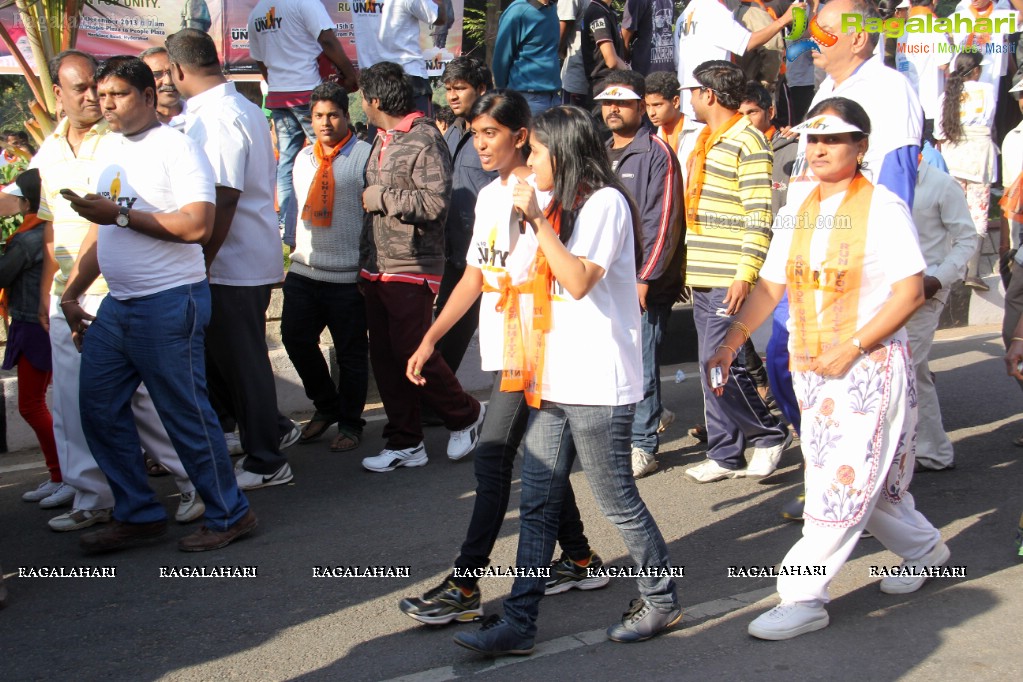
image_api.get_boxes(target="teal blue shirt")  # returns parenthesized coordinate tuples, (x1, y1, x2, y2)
(491, 0, 561, 92)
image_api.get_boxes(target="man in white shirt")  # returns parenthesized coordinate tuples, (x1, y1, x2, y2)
(34, 50, 202, 532)
(139, 47, 186, 129)
(674, 0, 800, 117)
(351, 0, 447, 113)
(908, 161, 980, 472)
(248, 0, 357, 250)
(896, 0, 953, 142)
(60, 56, 254, 554)
(558, 0, 592, 107)
(167, 28, 298, 491)
(949, 0, 1021, 115)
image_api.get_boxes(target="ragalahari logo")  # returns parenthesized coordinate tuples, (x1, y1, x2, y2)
(785, 6, 838, 61)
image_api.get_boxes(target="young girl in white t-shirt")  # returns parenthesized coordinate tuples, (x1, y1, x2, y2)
(936, 50, 996, 290)
(452, 106, 680, 656)
(402, 91, 604, 626)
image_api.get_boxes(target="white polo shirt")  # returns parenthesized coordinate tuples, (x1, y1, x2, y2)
(674, 0, 750, 118)
(94, 125, 216, 299)
(184, 81, 283, 287)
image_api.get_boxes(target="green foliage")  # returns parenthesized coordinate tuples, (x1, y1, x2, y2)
(0, 75, 32, 136)
(463, 7, 488, 46)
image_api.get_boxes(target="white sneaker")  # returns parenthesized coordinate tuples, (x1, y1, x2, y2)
(224, 432, 243, 455)
(38, 482, 77, 509)
(48, 508, 112, 532)
(657, 408, 676, 434)
(447, 403, 486, 460)
(746, 431, 794, 477)
(684, 459, 744, 483)
(631, 447, 657, 478)
(175, 491, 206, 523)
(362, 443, 428, 472)
(22, 480, 62, 502)
(279, 422, 302, 450)
(879, 541, 951, 594)
(236, 462, 294, 490)
(748, 602, 829, 640)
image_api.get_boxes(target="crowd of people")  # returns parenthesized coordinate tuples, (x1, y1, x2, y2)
(0, 0, 1020, 652)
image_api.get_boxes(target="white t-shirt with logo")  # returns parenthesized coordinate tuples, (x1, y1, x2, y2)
(675, 0, 751, 118)
(540, 187, 642, 406)
(247, 0, 335, 92)
(351, 0, 437, 77)
(95, 125, 216, 300)
(466, 175, 548, 371)
(949, 2, 1019, 102)
(935, 80, 997, 134)
(184, 82, 283, 286)
(760, 185, 925, 341)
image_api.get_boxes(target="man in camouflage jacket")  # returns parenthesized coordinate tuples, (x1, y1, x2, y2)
(358, 62, 484, 472)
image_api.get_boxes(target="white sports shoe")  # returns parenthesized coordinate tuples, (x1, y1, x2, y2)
(362, 443, 428, 472)
(684, 459, 744, 483)
(879, 541, 951, 594)
(224, 432, 244, 455)
(22, 480, 62, 503)
(447, 404, 487, 460)
(38, 482, 76, 509)
(175, 491, 206, 523)
(748, 602, 830, 640)
(746, 431, 794, 477)
(631, 447, 657, 478)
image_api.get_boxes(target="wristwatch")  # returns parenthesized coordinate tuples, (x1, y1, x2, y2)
(851, 337, 867, 355)
(115, 205, 130, 228)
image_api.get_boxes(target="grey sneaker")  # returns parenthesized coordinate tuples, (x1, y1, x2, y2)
(606, 598, 683, 642)
(22, 480, 61, 502)
(48, 508, 112, 532)
(453, 615, 534, 656)
(39, 482, 76, 509)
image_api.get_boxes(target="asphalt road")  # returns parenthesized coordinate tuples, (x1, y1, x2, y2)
(2, 325, 1021, 681)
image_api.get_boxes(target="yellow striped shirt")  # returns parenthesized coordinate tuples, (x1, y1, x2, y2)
(34, 118, 114, 296)
(685, 117, 773, 288)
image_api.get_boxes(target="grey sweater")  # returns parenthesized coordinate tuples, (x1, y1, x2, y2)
(290, 134, 371, 283)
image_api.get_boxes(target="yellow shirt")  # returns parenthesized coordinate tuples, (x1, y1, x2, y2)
(34, 118, 115, 296)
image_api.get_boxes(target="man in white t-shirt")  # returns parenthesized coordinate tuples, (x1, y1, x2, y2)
(674, 0, 800, 117)
(167, 29, 298, 492)
(351, 0, 447, 113)
(896, 0, 953, 142)
(787, 0, 923, 211)
(248, 0, 357, 250)
(558, 0, 592, 107)
(60, 57, 255, 554)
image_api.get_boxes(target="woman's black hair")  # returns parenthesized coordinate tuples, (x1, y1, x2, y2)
(467, 89, 532, 159)
(15, 168, 40, 214)
(941, 51, 983, 145)
(530, 105, 641, 262)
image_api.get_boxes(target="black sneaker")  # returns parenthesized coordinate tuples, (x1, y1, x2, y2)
(606, 598, 683, 643)
(453, 615, 535, 656)
(544, 551, 611, 595)
(781, 494, 805, 522)
(399, 578, 483, 625)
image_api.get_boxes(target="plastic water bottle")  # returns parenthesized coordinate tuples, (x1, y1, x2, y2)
(675, 370, 686, 383)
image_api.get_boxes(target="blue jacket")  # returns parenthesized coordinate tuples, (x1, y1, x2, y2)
(608, 127, 686, 305)
(491, 0, 562, 92)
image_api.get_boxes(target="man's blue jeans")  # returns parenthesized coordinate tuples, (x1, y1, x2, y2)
(271, 104, 315, 249)
(632, 303, 671, 455)
(503, 402, 678, 637)
(79, 281, 249, 529)
(523, 91, 560, 117)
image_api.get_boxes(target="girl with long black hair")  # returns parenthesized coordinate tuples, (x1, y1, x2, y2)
(453, 106, 681, 656)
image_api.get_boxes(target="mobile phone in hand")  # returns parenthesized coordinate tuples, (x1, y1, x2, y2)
(59, 188, 81, 199)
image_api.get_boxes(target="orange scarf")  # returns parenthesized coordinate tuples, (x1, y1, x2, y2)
(785, 174, 873, 371)
(686, 112, 743, 234)
(966, 2, 994, 48)
(764, 125, 777, 142)
(301, 130, 352, 227)
(487, 202, 564, 408)
(0, 213, 43, 321)
(908, 6, 935, 18)
(660, 115, 685, 154)
(1001, 170, 1023, 223)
